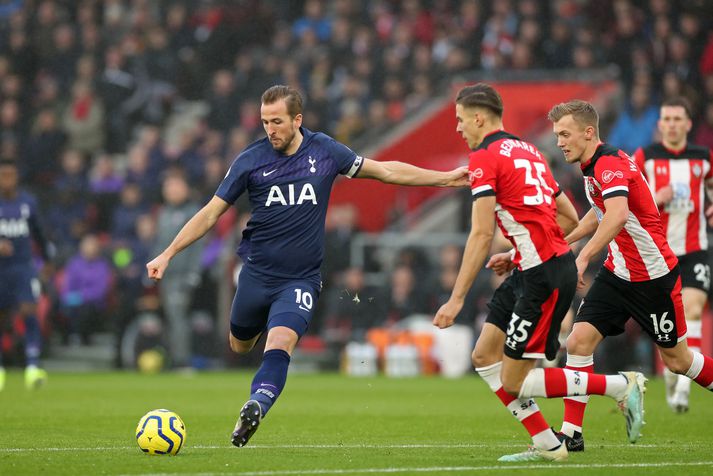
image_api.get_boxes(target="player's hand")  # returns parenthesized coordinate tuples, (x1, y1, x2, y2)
(486, 251, 516, 276)
(443, 166, 470, 187)
(146, 254, 170, 281)
(0, 239, 14, 256)
(574, 254, 589, 290)
(655, 185, 673, 206)
(433, 298, 463, 329)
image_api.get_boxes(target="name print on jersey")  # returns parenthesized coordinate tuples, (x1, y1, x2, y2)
(0, 217, 30, 237)
(265, 183, 318, 207)
(499, 139, 542, 159)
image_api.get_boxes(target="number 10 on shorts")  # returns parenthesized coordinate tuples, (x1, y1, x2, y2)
(294, 288, 313, 312)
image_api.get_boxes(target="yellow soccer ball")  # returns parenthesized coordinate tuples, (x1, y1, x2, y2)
(135, 409, 186, 455)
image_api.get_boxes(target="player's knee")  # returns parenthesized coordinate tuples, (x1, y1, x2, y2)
(471, 348, 493, 368)
(264, 326, 299, 353)
(228, 335, 253, 354)
(684, 304, 703, 321)
(565, 333, 591, 355)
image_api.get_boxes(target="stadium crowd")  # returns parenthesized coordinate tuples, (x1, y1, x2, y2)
(1, 0, 712, 369)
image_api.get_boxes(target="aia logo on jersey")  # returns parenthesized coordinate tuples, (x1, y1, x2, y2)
(469, 168, 483, 183)
(601, 170, 624, 184)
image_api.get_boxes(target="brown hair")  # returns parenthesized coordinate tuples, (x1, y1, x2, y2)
(455, 83, 503, 118)
(661, 96, 692, 119)
(261, 85, 303, 118)
(547, 100, 599, 134)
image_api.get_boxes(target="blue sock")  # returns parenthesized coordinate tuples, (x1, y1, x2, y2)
(249, 349, 291, 417)
(24, 314, 41, 367)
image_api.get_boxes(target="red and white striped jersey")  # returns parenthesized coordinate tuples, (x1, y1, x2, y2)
(583, 143, 678, 282)
(469, 130, 569, 270)
(633, 143, 713, 256)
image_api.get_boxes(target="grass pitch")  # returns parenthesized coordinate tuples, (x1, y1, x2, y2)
(0, 370, 711, 475)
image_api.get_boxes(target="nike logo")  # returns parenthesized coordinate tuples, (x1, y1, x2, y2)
(263, 169, 278, 176)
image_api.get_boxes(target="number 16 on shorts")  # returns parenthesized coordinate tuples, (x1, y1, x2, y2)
(650, 312, 674, 344)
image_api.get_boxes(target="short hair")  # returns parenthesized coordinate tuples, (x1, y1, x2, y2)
(455, 83, 503, 118)
(547, 100, 599, 134)
(261, 85, 303, 118)
(661, 96, 692, 119)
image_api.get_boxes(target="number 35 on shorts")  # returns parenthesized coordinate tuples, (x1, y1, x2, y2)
(505, 313, 532, 350)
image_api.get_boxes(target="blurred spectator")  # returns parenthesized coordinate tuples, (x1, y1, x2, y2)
(386, 264, 430, 324)
(60, 233, 113, 345)
(89, 154, 124, 233)
(61, 80, 105, 155)
(111, 183, 149, 242)
(323, 203, 359, 285)
(293, 0, 332, 42)
(322, 266, 386, 345)
(206, 69, 240, 134)
(695, 101, 713, 149)
(608, 84, 658, 153)
(23, 108, 66, 191)
(151, 171, 204, 368)
(97, 46, 141, 154)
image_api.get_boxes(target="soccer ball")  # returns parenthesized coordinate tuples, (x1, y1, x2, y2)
(135, 409, 186, 455)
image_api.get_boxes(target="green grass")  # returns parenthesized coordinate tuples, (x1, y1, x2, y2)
(0, 371, 711, 475)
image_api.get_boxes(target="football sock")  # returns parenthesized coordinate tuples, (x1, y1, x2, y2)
(249, 349, 291, 416)
(685, 351, 713, 390)
(519, 368, 627, 399)
(561, 354, 593, 437)
(24, 314, 41, 367)
(476, 362, 560, 450)
(676, 320, 702, 394)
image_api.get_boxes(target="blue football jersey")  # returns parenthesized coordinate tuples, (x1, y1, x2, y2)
(216, 128, 363, 279)
(0, 190, 50, 267)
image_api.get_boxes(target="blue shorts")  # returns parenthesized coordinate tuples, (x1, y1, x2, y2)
(0, 263, 40, 310)
(229, 266, 322, 341)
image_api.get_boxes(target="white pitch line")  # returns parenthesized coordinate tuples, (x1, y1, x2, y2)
(121, 461, 713, 476)
(0, 443, 706, 453)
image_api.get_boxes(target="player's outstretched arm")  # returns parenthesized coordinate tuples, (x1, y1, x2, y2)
(147, 195, 231, 281)
(433, 196, 496, 329)
(555, 191, 579, 236)
(564, 208, 598, 245)
(574, 196, 629, 288)
(356, 158, 469, 187)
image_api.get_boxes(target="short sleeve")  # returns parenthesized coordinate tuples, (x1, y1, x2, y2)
(706, 150, 713, 180)
(540, 160, 561, 197)
(215, 153, 251, 204)
(325, 137, 363, 178)
(469, 149, 497, 200)
(595, 154, 631, 199)
(632, 148, 645, 176)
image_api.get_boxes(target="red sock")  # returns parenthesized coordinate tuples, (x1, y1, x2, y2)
(494, 387, 549, 436)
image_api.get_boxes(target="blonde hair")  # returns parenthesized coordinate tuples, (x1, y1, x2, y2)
(547, 100, 599, 135)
